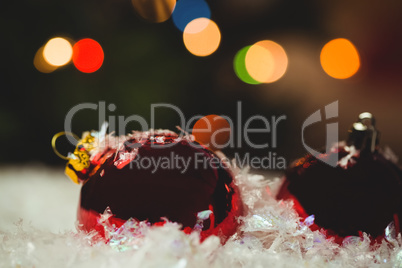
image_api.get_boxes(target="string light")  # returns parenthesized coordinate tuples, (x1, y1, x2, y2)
(233, 46, 260, 85)
(183, 18, 221, 57)
(72, 38, 104, 73)
(43, 37, 73, 67)
(131, 0, 176, 23)
(234, 40, 288, 84)
(34, 46, 58, 73)
(320, 38, 360, 79)
(172, 0, 211, 32)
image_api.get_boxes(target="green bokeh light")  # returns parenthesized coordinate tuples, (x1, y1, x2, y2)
(233, 46, 260, 85)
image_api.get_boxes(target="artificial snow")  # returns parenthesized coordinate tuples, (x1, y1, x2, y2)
(0, 165, 401, 267)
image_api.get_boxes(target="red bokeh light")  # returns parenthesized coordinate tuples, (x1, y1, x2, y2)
(72, 38, 104, 73)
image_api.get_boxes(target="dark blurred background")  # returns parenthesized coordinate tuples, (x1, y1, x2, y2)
(1, 0, 402, 170)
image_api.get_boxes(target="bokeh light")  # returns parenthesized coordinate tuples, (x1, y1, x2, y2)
(245, 43, 274, 83)
(233, 46, 260, 85)
(192, 114, 231, 151)
(43, 37, 73, 67)
(131, 0, 176, 23)
(172, 0, 211, 32)
(183, 18, 221, 57)
(72, 38, 104, 73)
(320, 38, 360, 79)
(34, 46, 58, 73)
(255, 40, 288, 83)
(244, 40, 288, 83)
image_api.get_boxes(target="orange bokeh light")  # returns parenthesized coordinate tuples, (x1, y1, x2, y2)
(320, 38, 360, 79)
(245, 44, 274, 83)
(183, 18, 221, 57)
(245, 40, 288, 83)
(192, 114, 231, 151)
(257, 40, 288, 83)
(34, 46, 58, 73)
(72, 38, 104, 73)
(131, 0, 176, 23)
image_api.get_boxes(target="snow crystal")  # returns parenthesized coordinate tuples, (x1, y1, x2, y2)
(0, 166, 401, 267)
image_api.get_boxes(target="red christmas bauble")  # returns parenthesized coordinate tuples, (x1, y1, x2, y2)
(277, 113, 402, 241)
(68, 130, 242, 242)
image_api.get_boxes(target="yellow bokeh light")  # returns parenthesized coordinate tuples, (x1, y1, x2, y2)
(245, 40, 288, 83)
(43, 37, 73, 67)
(245, 43, 274, 83)
(183, 18, 221, 57)
(320, 38, 360, 79)
(34, 46, 58, 73)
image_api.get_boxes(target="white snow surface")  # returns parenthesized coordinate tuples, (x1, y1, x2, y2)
(0, 165, 402, 268)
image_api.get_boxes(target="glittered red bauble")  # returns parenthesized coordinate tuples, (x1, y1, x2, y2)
(277, 114, 402, 241)
(73, 131, 243, 242)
